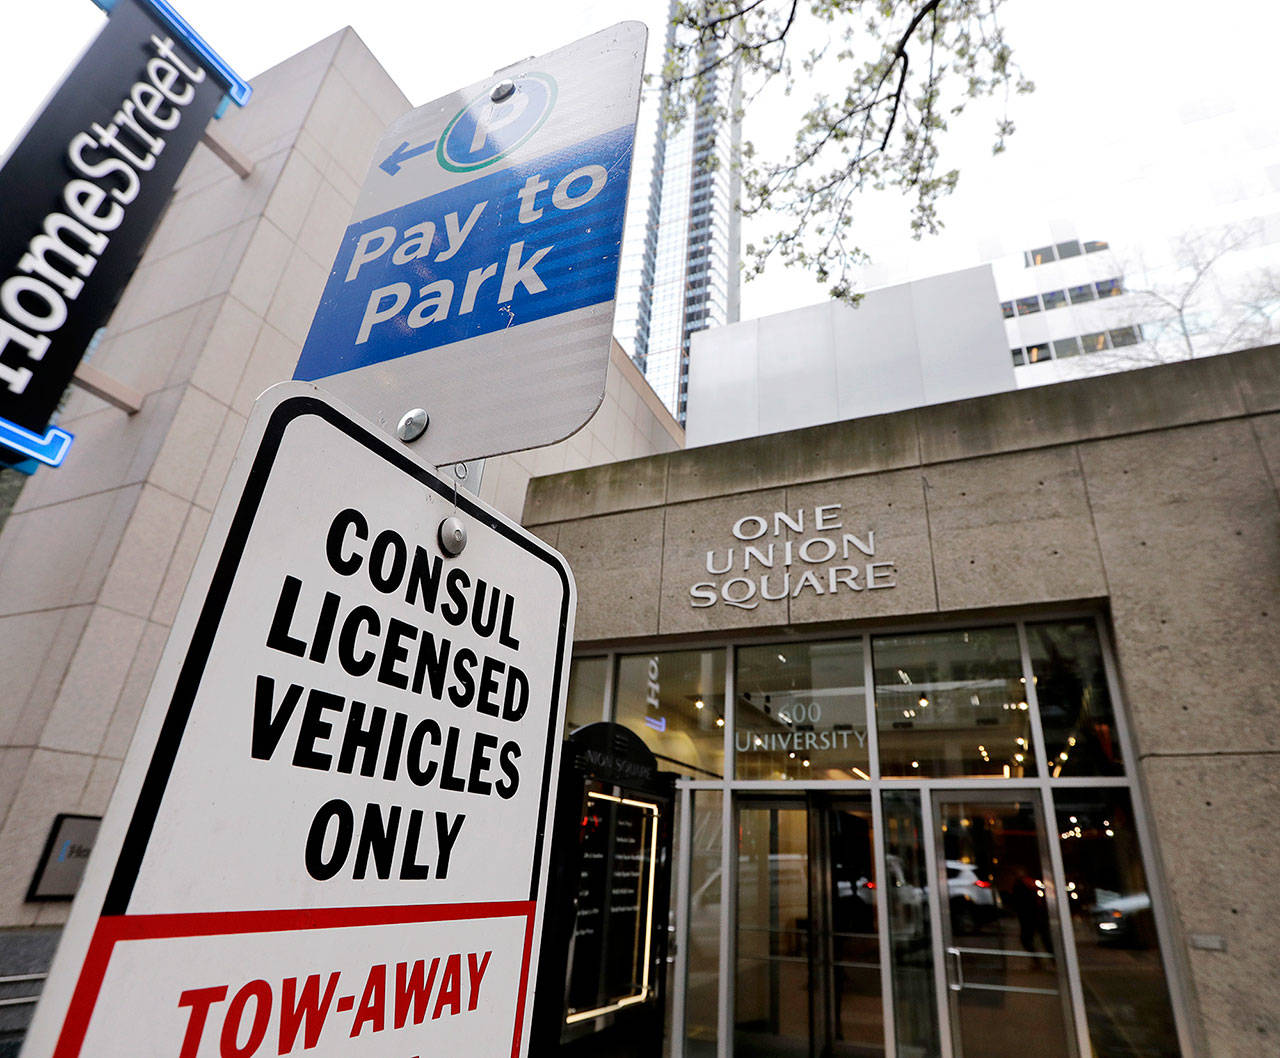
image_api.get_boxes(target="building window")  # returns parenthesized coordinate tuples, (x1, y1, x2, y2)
(1011, 348, 1026, 366)
(1095, 278, 1125, 298)
(1016, 296, 1042, 316)
(735, 639, 870, 780)
(1083, 239, 1110, 254)
(1109, 326, 1142, 347)
(1055, 240, 1082, 259)
(1001, 301, 1015, 319)
(1042, 289, 1068, 311)
(873, 626, 1033, 779)
(1081, 331, 1112, 352)
(1068, 284, 1096, 305)
(1025, 343, 1051, 363)
(1054, 337, 1082, 358)
(615, 649, 726, 779)
(1026, 245, 1056, 266)
(565, 657, 609, 736)
(1027, 619, 1125, 776)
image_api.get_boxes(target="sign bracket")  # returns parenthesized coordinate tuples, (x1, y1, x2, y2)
(69, 364, 144, 415)
(200, 126, 254, 180)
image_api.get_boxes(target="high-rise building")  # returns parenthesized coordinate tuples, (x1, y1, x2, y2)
(613, 4, 741, 425)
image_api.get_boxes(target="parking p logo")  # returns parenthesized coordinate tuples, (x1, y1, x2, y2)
(438, 73, 557, 173)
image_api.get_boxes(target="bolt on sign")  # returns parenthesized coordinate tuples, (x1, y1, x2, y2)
(0, 0, 248, 467)
(22, 383, 576, 1058)
(292, 23, 646, 466)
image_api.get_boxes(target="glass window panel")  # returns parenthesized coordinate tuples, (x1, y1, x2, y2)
(882, 791, 939, 1056)
(1055, 790, 1181, 1058)
(1028, 620, 1125, 776)
(1083, 239, 1110, 253)
(735, 803, 810, 1057)
(1026, 342, 1051, 363)
(1016, 295, 1042, 315)
(735, 639, 869, 781)
(826, 799, 883, 1055)
(1068, 283, 1097, 304)
(685, 790, 722, 1058)
(1011, 348, 1026, 366)
(1054, 337, 1083, 358)
(1095, 277, 1125, 298)
(1030, 246, 1056, 265)
(872, 627, 1036, 779)
(615, 649, 725, 779)
(565, 656, 608, 737)
(1109, 326, 1141, 347)
(1001, 300, 1015, 319)
(1055, 239, 1083, 259)
(1042, 289, 1068, 310)
(1081, 331, 1112, 352)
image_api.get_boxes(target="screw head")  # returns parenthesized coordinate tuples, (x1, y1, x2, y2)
(439, 516, 467, 557)
(397, 408, 429, 442)
(491, 79, 516, 103)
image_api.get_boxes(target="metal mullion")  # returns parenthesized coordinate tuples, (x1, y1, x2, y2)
(672, 784, 693, 1058)
(724, 644, 735, 783)
(1094, 616, 1202, 1058)
(717, 783, 734, 1058)
(1039, 783, 1090, 1058)
(602, 651, 617, 723)
(870, 773, 895, 1058)
(1017, 622, 1052, 783)
(865, 634, 896, 1058)
(1018, 623, 1089, 1057)
(919, 787, 955, 1058)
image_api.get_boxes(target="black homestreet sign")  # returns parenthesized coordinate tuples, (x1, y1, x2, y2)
(0, 0, 227, 461)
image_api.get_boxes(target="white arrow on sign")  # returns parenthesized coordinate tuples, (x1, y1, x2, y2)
(294, 22, 647, 465)
(24, 382, 576, 1058)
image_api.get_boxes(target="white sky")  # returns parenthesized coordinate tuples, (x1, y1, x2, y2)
(4, 0, 1279, 319)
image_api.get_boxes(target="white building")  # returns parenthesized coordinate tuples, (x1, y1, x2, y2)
(613, 0, 741, 426)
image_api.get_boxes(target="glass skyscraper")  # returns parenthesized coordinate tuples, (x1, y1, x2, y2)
(614, 7, 741, 425)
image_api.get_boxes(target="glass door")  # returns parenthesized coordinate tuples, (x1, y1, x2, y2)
(734, 797, 883, 1058)
(931, 793, 1078, 1058)
(735, 800, 811, 1058)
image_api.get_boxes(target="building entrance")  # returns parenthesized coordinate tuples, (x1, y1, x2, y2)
(571, 616, 1190, 1058)
(734, 795, 882, 1058)
(733, 792, 1080, 1058)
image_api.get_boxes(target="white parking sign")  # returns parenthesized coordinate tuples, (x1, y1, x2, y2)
(24, 384, 575, 1058)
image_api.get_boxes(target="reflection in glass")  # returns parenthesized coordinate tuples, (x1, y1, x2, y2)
(566, 656, 608, 736)
(616, 649, 725, 779)
(937, 797, 1072, 1058)
(1028, 620, 1125, 777)
(882, 792, 939, 1058)
(736, 640, 870, 781)
(873, 627, 1036, 779)
(735, 803, 810, 1058)
(824, 801, 882, 1056)
(1055, 790, 1181, 1057)
(685, 791, 721, 1058)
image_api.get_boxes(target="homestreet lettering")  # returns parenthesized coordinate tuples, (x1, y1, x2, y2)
(251, 507, 527, 883)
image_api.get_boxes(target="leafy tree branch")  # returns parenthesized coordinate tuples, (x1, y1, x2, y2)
(661, 0, 1032, 299)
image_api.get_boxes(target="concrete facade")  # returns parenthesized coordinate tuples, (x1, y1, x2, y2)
(0, 27, 680, 1028)
(525, 346, 1280, 1057)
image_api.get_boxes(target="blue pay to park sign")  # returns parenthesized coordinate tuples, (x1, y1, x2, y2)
(294, 23, 646, 465)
